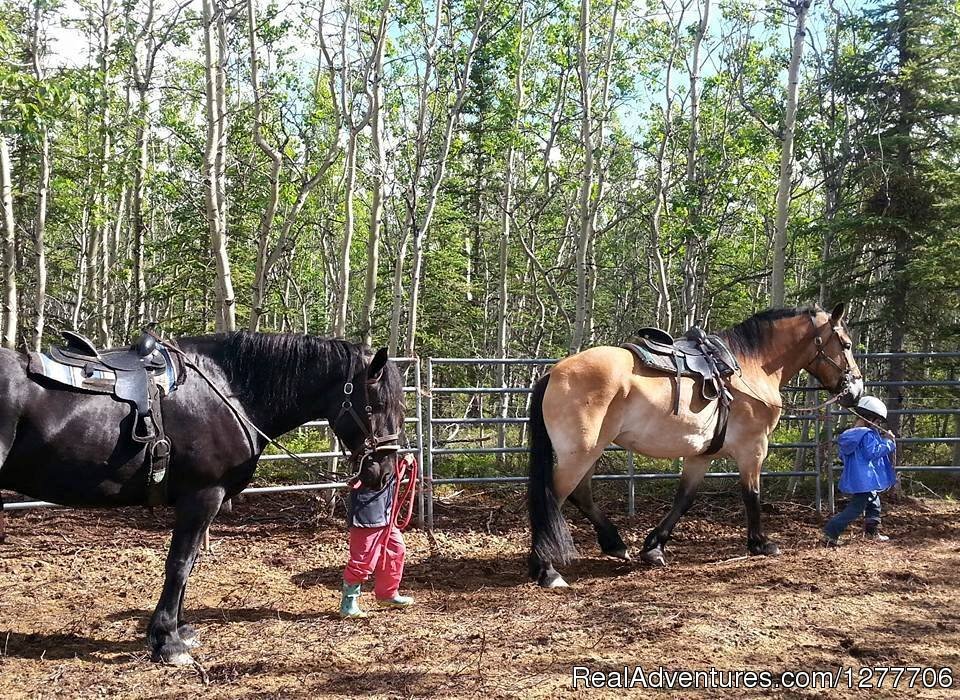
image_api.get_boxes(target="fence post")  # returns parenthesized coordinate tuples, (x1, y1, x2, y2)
(426, 358, 435, 531)
(412, 357, 426, 528)
(814, 407, 822, 514)
(824, 408, 835, 514)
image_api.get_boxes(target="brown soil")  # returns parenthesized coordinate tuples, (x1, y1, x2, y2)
(0, 488, 958, 699)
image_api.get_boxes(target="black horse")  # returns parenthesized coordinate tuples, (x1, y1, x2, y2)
(0, 332, 404, 664)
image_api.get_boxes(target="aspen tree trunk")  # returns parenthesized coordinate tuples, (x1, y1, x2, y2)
(771, 0, 812, 307)
(248, 1, 345, 332)
(360, 47, 386, 346)
(32, 129, 48, 350)
(403, 0, 486, 353)
(334, 130, 358, 337)
(682, 0, 709, 328)
(584, 0, 619, 346)
(496, 4, 527, 456)
(90, 0, 113, 344)
(131, 86, 149, 327)
(0, 137, 16, 350)
(247, 0, 282, 332)
(570, 0, 592, 354)
(647, 2, 689, 332)
(203, 0, 235, 332)
(30, 4, 49, 350)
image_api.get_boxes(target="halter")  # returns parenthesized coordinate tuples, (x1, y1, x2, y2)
(333, 351, 401, 477)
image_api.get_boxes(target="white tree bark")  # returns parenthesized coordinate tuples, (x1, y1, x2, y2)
(682, 0, 710, 328)
(30, 2, 49, 350)
(359, 8, 388, 346)
(771, 0, 812, 308)
(203, 0, 235, 332)
(570, 0, 592, 354)
(400, 0, 486, 354)
(0, 136, 16, 350)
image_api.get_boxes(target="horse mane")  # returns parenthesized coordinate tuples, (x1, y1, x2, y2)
(719, 306, 820, 358)
(216, 331, 366, 408)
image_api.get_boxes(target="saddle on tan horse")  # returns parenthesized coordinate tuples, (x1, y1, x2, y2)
(622, 324, 740, 455)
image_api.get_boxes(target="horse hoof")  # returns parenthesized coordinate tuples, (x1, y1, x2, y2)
(641, 547, 667, 567)
(604, 548, 631, 561)
(179, 625, 200, 649)
(748, 541, 781, 557)
(157, 647, 194, 666)
(154, 641, 195, 666)
(539, 571, 569, 588)
(165, 651, 195, 666)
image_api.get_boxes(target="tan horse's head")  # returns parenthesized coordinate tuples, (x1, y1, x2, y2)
(802, 303, 863, 406)
(722, 303, 864, 406)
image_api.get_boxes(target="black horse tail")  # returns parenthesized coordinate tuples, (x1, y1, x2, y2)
(527, 373, 575, 578)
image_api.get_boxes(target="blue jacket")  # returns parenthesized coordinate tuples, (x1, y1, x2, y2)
(837, 427, 897, 494)
(347, 473, 395, 528)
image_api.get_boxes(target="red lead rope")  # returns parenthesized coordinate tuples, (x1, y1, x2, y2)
(391, 454, 418, 531)
(350, 454, 418, 531)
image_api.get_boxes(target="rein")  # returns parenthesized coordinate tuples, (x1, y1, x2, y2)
(730, 314, 856, 414)
(152, 333, 388, 484)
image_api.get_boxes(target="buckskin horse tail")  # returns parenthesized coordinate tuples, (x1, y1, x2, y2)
(527, 373, 575, 577)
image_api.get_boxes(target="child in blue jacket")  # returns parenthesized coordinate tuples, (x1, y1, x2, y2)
(823, 395, 897, 547)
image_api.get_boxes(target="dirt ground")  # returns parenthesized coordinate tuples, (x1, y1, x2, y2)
(0, 486, 958, 699)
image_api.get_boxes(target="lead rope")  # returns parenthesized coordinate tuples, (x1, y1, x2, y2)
(731, 372, 846, 414)
(153, 335, 358, 484)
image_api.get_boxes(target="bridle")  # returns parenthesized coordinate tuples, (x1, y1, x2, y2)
(152, 331, 400, 484)
(804, 313, 853, 379)
(332, 351, 402, 478)
(734, 313, 861, 413)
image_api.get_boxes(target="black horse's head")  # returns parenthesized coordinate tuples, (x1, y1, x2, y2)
(331, 347, 405, 489)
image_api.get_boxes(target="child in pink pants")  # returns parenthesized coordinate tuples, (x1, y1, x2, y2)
(340, 463, 414, 617)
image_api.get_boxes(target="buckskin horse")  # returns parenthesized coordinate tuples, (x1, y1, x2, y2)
(528, 304, 863, 588)
(0, 331, 404, 664)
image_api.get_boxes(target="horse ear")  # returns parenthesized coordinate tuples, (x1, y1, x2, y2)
(830, 302, 846, 324)
(367, 347, 389, 382)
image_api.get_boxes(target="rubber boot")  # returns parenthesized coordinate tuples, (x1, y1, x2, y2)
(376, 593, 415, 609)
(340, 580, 368, 618)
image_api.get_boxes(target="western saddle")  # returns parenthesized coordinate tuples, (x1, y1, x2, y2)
(38, 330, 175, 504)
(622, 324, 740, 455)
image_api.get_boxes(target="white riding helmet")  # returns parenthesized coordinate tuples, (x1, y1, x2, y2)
(853, 395, 887, 421)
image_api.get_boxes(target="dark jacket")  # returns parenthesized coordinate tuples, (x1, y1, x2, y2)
(347, 474, 395, 528)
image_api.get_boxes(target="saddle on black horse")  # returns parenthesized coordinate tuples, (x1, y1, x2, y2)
(27, 330, 181, 504)
(622, 324, 740, 455)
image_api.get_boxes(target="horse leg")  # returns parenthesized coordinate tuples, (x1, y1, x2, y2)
(640, 457, 711, 566)
(176, 567, 200, 649)
(567, 469, 628, 560)
(740, 457, 779, 556)
(0, 494, 5, 544)
(148, 486, 224, 664)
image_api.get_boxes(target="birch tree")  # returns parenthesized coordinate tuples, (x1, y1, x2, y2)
(203, 0, 235, 332)
(0, 135, 14, 350)
(771, 0, 812, 307)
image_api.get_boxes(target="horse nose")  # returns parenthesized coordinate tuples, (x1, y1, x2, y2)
(847, 376, 864, 401)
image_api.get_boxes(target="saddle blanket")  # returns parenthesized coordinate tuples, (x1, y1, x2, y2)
(27, 346, 179, 397)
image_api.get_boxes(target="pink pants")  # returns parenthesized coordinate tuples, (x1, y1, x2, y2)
(343, 525, 406, 599)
